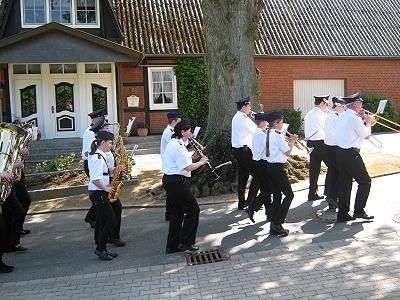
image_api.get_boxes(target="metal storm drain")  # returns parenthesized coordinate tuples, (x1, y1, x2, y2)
(392, 213, 400, 224)
(186, 248, 229, 266)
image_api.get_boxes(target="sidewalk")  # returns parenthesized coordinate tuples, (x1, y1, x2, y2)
(2, 232, 400, 299)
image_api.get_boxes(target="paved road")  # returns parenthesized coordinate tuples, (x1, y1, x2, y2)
(1, 172, 400, 298)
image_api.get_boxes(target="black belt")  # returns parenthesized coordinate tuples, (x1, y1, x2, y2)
(339, 147, 360, 153)
(233, 145, 249, 151)
(88, 190, 108, 195)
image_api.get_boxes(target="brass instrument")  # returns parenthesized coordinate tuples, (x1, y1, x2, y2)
(284, 130, 311, 154)
(0, 123, 26, 205)
(109, 124, 125, 202)
(362, 108, 400, 133)
(16, 124, 41, 176)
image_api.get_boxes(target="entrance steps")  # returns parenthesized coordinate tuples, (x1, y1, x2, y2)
(26, 135, 161, 165)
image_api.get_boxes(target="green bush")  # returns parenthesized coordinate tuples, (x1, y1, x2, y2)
(282, 109, 303, 135)
(35, 153, 77, 173)
(174, 58, 209, 137)
(362, 95, 398, 132)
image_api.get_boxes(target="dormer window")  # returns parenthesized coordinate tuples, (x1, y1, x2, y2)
(21, 0, 99, 28)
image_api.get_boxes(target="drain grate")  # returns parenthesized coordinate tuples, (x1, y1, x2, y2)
(186, 248, 229, 266)
(393, 213, 400, 224)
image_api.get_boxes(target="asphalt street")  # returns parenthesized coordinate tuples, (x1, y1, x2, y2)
(2, 172, 400, 284)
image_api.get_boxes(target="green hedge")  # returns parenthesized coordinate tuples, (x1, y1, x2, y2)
(362, 95, 398, 132)
(174, 58, 209, 137)
(282, 108, 303, 135)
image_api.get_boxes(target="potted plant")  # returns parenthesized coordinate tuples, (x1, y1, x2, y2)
(136, 121, 149, 137)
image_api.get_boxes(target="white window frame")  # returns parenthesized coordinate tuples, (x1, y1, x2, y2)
(21, 0, 100, 28)
(148, 67, 178, 110)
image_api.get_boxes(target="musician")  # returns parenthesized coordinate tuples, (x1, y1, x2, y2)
(231, 96, 258, 210)
(2, 161, 27, 252)
(82, 108, 106, 176)
(162, 119, 208, 253)
(245, 113, 273, 223)
(160, 111, 182, 221)
(304, 95, 334, 202)
(336, 92, 374, 222)
(323, 97, 346, 209)
(84, 115, 109, 228)
(0, 171, 14, 272)
(265, 112, 296, 236)
(88, 130, 119, 260)
(89, 118, 126, 247)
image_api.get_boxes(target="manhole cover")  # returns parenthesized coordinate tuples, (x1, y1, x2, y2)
(186, 248, 229, 266)
(392, 213, 400, 224)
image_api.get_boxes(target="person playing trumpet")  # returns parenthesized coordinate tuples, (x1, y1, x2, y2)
(336, 92, 375, 222)
(323, 97, 347, 209)
(265, 112, 297, 236)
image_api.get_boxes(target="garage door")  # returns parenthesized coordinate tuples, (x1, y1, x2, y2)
(294, 80, 345, 117)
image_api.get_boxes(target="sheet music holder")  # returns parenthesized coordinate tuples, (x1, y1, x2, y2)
(192, 126, 201, 139)
(125, 116, 136, 137)
(376, 100, 388, 115)
(282, 123, 290, 132)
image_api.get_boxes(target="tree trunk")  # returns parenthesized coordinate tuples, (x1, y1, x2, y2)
(190, 0, 262, 197)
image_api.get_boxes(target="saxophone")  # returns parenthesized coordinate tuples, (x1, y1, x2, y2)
(108, 124, 125, 203)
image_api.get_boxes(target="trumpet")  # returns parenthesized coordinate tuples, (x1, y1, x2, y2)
(284, 130, 312, 154)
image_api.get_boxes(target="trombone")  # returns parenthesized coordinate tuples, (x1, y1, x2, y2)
(362, 109, 400, 133)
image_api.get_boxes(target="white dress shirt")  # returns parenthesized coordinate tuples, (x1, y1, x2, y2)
(324, 111, 340, 146)
(231, 111, 257, 148)
(82, 125, 95, 160)
(105, 151, 115, 176)
(337, 109, 371, 149)
(160, 124, 174, 159)
(162, 138, 192, 177)
(252, 128, 267, 161)
(88, 149, 110, 191)
(304, 107, 327, 141)
(266, 130, 290, 164)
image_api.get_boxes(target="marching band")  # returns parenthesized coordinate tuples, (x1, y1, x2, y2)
(0, 90, 383, 270)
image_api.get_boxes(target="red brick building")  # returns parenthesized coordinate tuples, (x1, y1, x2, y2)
(1, 0, 400, 138)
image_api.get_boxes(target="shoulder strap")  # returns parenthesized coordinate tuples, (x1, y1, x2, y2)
(96, 153, 110, 176)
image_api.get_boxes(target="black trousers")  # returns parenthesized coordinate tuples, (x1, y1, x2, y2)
(0, 213, 7, 253)
(163, 175, 200, 248)
(13, 180, 32, 227)
(84, 160, 97, 223)
(306, 140, 335, 198)
(93, 197, 122, 242)
(232, 147, 259, 208)
(89, 191, 117, 251)
(337, 148, 371, 217)
(2, 190, 25, 247)
(266, 163, 294, 224)
(249, 160, 272, 213)
(324, 144, 340, 200)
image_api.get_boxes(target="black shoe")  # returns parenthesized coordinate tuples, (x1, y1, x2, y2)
(0, 262, 14, 273)
(325, 196, 338, 209)
(94, 249, 114, 261)
(106, 251, 118, 258)
(21, 229, 31, 235)
(308, 194, 324, 201)
(165, 212, 170, 221)
(245, 208, 255, 223)
(84, 218, 96, 229)
(353, 212, 374, 220)
(178, 244, 199, 252)
(336, 214, 356, 223)
(5, 245, 28, 253)
(269, 223, 289, 236)
(109, 238, 126, 247)
(166, 247, 185, 254)
(238, 201, 247, 210)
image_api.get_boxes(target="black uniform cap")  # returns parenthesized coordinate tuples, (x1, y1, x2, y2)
(332, 96, 346, 106)
(266, 111, 283, 123)
(167, 111, 181, 119)
(88, 108, 106, 119)
(314, 95, 330, 105)
(96, 130, 114, 141)
(235, 96, 251, 105)
(90, 116, 109, 133)
(342, 92, 363, 104)
(254, 113, 269, 121)
(173, 119, 191, 135)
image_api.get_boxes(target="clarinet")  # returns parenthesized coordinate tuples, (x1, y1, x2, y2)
(188, 138, 220, 180)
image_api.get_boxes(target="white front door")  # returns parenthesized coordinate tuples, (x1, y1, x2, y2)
(13, 79, 43, 127)
(86, 77, 114, 124)
(50, 78, 78, 138)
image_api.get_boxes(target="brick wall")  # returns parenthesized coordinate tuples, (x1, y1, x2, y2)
(256, 58, 400, 112)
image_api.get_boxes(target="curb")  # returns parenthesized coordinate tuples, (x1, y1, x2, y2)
(28, 171, 400, 215)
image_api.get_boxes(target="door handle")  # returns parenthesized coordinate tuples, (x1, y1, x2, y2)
(51, 106, 54, 113)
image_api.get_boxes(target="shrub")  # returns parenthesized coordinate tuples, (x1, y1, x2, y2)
(35, 152, 77, 173)
(362, 95, 398, 132)
(282, 109, 303, 135)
